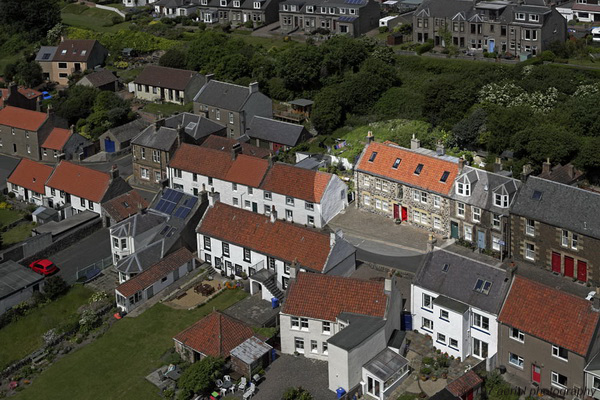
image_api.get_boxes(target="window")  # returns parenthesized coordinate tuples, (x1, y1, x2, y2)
(26, 145, 30, 154)
(572, 233, 578, 250)
(253, 1, 260, 8)
(375, 180, 382, 191)
(300, 317, 309, 330)
(51, 188, 56, 196)
(248, 187, 253, 195)
(434, 217, 441, 230)
(222, 242, 230, 257)
(525, 243, 535, 261)
(349, 8, 356, 14)
(88, 200, 94, 210)
(433, 196, 441, 208)
(173, 169, 182, 179)
(264, 191, 272, 200)
(58, 62, 67, 69)
(216, 109, 221, 120)
(457, 202, 465, 217)
(437, 333, 446, 344)
(322, 321, 331, 334)
(306, 5, 314, 12)
(440, 310, 449, 320)
(474, 279, 492, 295)
(440, 171, 450, 183)
(413, 190, 420, 202)
(492, 236, 501, 251)
(414, 164, 424, 175)
(243, 248, 251, 262)
(368, 152, 377, 162)
(423, 293, 433, 310)
(421, 192, 428, 204)
(552, 345, 568, 361)
(113, 237, 119, 248)
(121, 238, 127, 249)
(291, 317, 300, 329)
(509, 353, 524, 368)
(392, 158, 401, 169)
(464, 225, 472, 241)
(264, 204, 271, 216)
(457, 182, 470, 196)
(515, 12, 525, 20)
(151, 149, 161, 163)
(282, 4, 288, 10)
(363, 195, 370, 206)
(208, 177, 213, 186)
(492, 213, 501, 229)
(509, 327, 524, 342)
(322, 342, 328, 354)
(422, 317, 433, 331)
(232, 183, 238, 192)
(450, 338, 458, 348)
(81, 198, 85, 207)
(561, 229, 569, 246)
(284, 263, 291, 274)
(140, 148, 146, 159)
(305, 202, 314, 211)
(204, 236, 211, 251)
(286, 197, 294, 206)
(376, 199, 381, 210)
(141, 168, 149, 180)
(472, 207, 481, 222)
(473, 313, 489, 331)
(229, 112, 234, 124)
(473, 338, 489, 359)
(551, 372, 567, 388)
(594, 376, 600, 389)
(307, 215, 315, 226)
(295, 337, 305, 353)
(495, 193, 508, 207)
(311, 340, 318, 353)
(286, 209, 293, 220)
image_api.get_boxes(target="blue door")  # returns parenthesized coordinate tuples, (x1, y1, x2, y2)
(477, 230, 486, 249)
(488, 39, 495, 53)
(104, 138, 115, 153)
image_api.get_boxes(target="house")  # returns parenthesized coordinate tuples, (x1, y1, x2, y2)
(132, 65, 206, 104)
(123, 0, 157, 6)
(35, 39, 108, 85)
(449, 166, 521, 255)
(40, 127, 94, 162)
(538, 159, 584, 186)
(201, 134, 271, 158)
(154, 0, 200, 17)
(197, 201, 356, 300)
(0, 83, 42, 111)
(101, 189, 149, 227)
(273, 98, 313, 124)
(498, 276, 600, 390)
(245, 116, 310, 152)
(281, 272, 408, 398)
(167, 143, 348, 228)
(411, 249, 512, 369)
(99, 119, 150, 153)
(570, 0, 600, 22)
(110, 187, 207, 279)
(0, 106, 68, 161)
(278, 0, 380, 37)
(131, 119, 181, 189)
(355, 136, 460, 237)
(190, 0, 281, 27)
(230, 336, 273, 379)
(412, 0, 567, 55)
(115, 247, 197, 313)
(193, 79, 272, 139)
(7, 158, 54, 206)
(0, 260, 44, 315)
(44, 162, 132, 217)
(76, 70, 119, 91)
(509, 176, 600, 284)
(161, 112, 227, 145)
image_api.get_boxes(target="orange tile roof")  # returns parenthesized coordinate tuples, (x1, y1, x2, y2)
(356, 142, 459, 195)
(447, 370, 483, 397)
(260, 163, 333, 203)
(0, 106, 48, 131)
(41, 127, 71, 150)
(224, 154, 269, 187)
(498, 276, 600, 356)
(7, 158, 54, 195)
(46, 161, 110, 203)
(282, 272, 388, 321)
(116, 247, 194, 298)
(102, 190, 149, 223)
(173, 311, 254, 358)
(197, 203, 332, 272)
(0, 87, 42, 103)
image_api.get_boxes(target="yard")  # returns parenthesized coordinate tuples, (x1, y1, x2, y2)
(0, 285, 94, 371)
(0, 208, 24, 227)
(61, 3, 132, 34)
(13, 289, 248, 400)
(142, 102, 193, 117)
(230, 30, 291, 48)
(3, 222, 36, 246)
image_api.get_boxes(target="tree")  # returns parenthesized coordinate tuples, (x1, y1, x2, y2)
(275, 44, 323, 93)
(4, 60, 43, 87)
(282, 387, 313, 400)
(177, 357, 224, 400)
(159, 49, 188, 69)
(53, 86, 99, 124)
(312, 86, 344, 135)
(0, 0, 60, 41)
(43, 275, 69, 300)
(451, 108, 487, 149)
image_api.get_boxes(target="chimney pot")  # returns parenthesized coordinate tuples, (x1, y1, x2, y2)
(458, 157, 465, 171)
(436, 142, 445, 156)
(231, 142, 242, 160)
(366, 131, 374, 144)
(410, 134, 420, 150)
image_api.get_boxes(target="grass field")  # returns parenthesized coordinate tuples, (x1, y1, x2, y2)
(142, 102, 193, 116)
(230, 30, 291, 48)
(61, 3, 131, 33)
(14, 289, 248, 400)
(3, 222, 36, 246)
(0, 208, 24, 227)
(0, 285, 93, 370)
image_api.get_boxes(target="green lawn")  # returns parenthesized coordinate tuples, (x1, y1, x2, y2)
(142, 102, 193, 116)
(3, 222, 36, 246)
(0, 285, 94, 370)
(61, 3, 131, 33)
(0, 208, 24, 227)
(14, 289, 248, 400)
(230, 30, 291, 48)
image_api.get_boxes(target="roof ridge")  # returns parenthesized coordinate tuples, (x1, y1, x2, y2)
(435, 248, 504, 270)
(529, 175, 600, 197)
(514, 275, 593, 304)
(368, 141, 459, 166)
(253, 115, 303, 128)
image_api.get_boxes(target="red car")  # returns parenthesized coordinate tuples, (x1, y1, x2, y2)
(29, 259, 59, 275)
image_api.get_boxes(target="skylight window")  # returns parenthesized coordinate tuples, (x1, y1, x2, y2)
(414, 164, 424, 175)
(368, 151, 377, 162)
(442, 263, 449, 273)
(532, 190, 542, 201)
(61, 49, 67, 55)
(474, 279, 492, 295)
(440, 171, 450, 183)
(392, 158, 401, 169)
(81, 50, 87, 56)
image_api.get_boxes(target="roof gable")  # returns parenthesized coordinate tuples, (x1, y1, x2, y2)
(41, 127, 71, 150)
(134, 65, 201, 91)
(194, 80, 252, 111)
(46, 161, 111, 203)
(260, 162, 333, 203)
(170, 143, 233, 180)
(7, 158, 54, 195)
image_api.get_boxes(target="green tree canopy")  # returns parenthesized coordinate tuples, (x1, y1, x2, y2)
(0, 0, 60, 41)
(282, 386, 314, 400)
(177, 357, 224, 400)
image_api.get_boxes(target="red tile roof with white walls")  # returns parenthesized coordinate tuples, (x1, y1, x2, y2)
(7, 158, 54, 195)
(45, 161, 111, 203)
(259, 162, 333, 203)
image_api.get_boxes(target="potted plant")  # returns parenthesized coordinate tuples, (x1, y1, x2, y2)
(431, 371, 438, 382)
(242, 272, 248, 280)
(395, 218, 401, 225)
(422, 357, 434, 366)
(420, 367, 432, 381)
(441, 369, 448, 379)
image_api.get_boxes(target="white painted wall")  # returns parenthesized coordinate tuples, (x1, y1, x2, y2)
(280, 313, 339, 360)
(320, 175, 348, 225)
(44, 185, 101, 214)
(9, 183, 44, 206)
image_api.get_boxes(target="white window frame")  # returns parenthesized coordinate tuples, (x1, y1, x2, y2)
(423, 293, 433, 310)
(422, 317, 433, 331)
(322, 321, 331, 335)
(295, 337, 305, 354)
(510, 327, 524, 342)
(433, 195, 441, 208)
(551, 371, 568, 388)
(525, 243, 535, 261)
(509, 352, 524, 368)
(472, 207, 481, 222)
(457, 202, 465, 218)
(552, 345, 569, 361)
(526, 219, 535, 236)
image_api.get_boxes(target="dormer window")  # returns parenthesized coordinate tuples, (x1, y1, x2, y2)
(233, 0, 240, 6)
(414, 164, 424, 175)
(515, 12, 525, 20)
(349, 8, 356, 14)
(253, 1, 261, 8)
(81, 50, 87, 56)
(320, 7, 326, 13)
(392, 158, 401, 169)
(201, 0, 207, 4)
(306, 5, 314, 12)
(529, 14, 539, 22)
(456, 182, 470, 196)
(61, 49, 67, 55)
(329, 7, 335, 13)
(494, 193, 508, 207)
(368, 151, 377, 162)
(283, 4, 288, 10)
(340, 7, 346, 13)
(220, 0, 227, 6)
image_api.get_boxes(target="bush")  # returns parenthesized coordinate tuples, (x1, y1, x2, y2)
(7, 192, 15, 199)
(379, 26, 389, 34)
(416, 39, 434, 55)
(43, 276, 69, 300)
(177, 357, 224, 400)
(244, 20, 254, 29)
(283, 387, 314, 400)
(111, 15, 124, 25)
(540, 50, 556, 62)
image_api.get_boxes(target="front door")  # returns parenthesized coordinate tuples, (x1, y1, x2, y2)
(24, 189, 29, 200)
(488, 39, 495, 53)
(532, 364, 541, 384)
(551, 252, 561, 273)
(393, 204, 400, 219)
(401, 206, 408, 221)
(578, 260, 588, 282)
(564, 256, 574, 278)
(252, 202, 258, 213)
(146, 286, 154, 299)
(477, 231, 485, 249)
(451, 221, 459, 239)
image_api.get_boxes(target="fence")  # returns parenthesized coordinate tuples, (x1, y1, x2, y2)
(76, 255, 113, 282)
(95, 4, 126, 18)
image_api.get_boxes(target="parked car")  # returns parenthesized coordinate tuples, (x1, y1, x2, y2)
(29, 259, 58, 275)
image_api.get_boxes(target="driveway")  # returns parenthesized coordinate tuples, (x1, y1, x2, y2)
(52, 228, 112, 284)
(0, 155, 21, 191)
(254, 354, 335, 400)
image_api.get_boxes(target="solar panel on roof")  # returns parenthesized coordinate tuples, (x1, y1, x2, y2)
(163, 189, 176, 201)
(165, 202, 176, 215)
(185, 197, 198, 207)
(155, 199, 167, 212)
(179, 208, 191, 219)
(173, 207, 184, 219)
(171, 190, 183, 203)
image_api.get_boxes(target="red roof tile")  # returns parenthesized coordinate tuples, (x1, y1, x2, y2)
(498, 276, 600, 356)
(102, 190, 149, 223)
(46, 161, 111, 203)
(0, 106, 48, 131)
(260, 163, 333, 203)
(41, 127, 71, 150)
(282, 272, 388, 321)
(7, 158, 54, 195)
(356, 142, 458, 195)
(197, 203, 332, 272)
(224, 154, 269, 187)
(447, 370, 483, 397)
(116, 247, 194, 298)
(201, 135, 271, 159)
(173, 311, 254, 358)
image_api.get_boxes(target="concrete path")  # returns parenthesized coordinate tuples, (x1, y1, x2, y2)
(251, 21, 281, 38)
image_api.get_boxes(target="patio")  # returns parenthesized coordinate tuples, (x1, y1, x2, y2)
(166, 276, 228, 309)
(222, 293, 280, 327)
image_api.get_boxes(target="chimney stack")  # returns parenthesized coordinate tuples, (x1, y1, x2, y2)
(458, 157, 465, 171)
(270, 206, 277, 223)
(366, 131, 374, 144)
(410, 134, 420, 150)
(522, 163, 533, 179)
(289, 259, 298, 280)
(231, 142, 242, 160)
(155, 118, 165, 130)
(268, 155, 273, 168)
(436, 141, 445, 156)
(208, 188, 220, 207)
(205, 73, 214, 83)
(542, 158, 551, 175)
(330, 231, 337, 246)
(506, 261, 517, 281)
(8, 82, 17, 98)
(70, 124, 75, 134)
(249, 82, 259, 94)
(494, 157, 502, 173)
(47, 104, 53, 115)
(110, 164, 119, 180)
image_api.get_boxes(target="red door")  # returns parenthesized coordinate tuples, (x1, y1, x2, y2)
(393, 204, 400, 219)
(577, 260, 588, 282)
(532, 364, 541, 384)
(564, 256, 574, 278)
(465, 390, 474, 400)
(401, 207, 408, 221)
(551, 252, 561, 274)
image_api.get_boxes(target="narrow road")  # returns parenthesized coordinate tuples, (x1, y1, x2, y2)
(344, 233, 425, 273)
(52, 228, 111, 284)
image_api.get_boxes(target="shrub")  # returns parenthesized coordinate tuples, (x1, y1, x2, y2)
(416, 39, 434, 55)
(283, 387, 313, 400)
(7, 192, 15, 199)
(422, 357, 434, 365)
(420, 367, 432, 375)
(244, 20, 254, 29)
(177, 356, 224, 400)
(379, 26, 389, 34)
(540, 50, 556, 62)
(43, 276, 69, 300)
(111, 15, 124, 26)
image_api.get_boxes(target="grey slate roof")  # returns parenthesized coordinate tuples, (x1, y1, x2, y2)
(289, 99, 314, 107)
(413, 248, 510, 315)
(111, 212, 168, 239)
(324, 233, 356, 273)
(116, 240, 165, 274)
(35, 46, 57, 62)
(327, 312, 386, 351)
(103, 119, 150, 143)
(0, 260, 44, 300)
(511, 176, 600, 239)
(78, 70, 118, 88)
(585, 351, 600, 374)
(194, 80, 253, 111)
(164, 112, 225, 141)
(450, 166, 521, 215)
(132, 125, 179, 151)
(246, 116, 306, 147)
(434, 295, 469, 314)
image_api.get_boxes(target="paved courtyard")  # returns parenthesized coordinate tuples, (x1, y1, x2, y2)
(253, 354, 336, 400)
